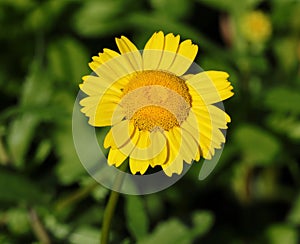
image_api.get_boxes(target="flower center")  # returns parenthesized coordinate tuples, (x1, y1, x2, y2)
(120, 71, 192, 131)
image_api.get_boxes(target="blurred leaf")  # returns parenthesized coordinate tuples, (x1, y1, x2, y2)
(128, 12, 230, 62)
(34, 139, 51, 164)
(197, 0, 262, 12)
(25, 1, 69, 31)
(231, 162, 251, 203)
(274, 38, 298, 73)
(0, 0, 35, 10)
(69, 226, 99, 244)
(150, 0, 192, 19)
(0, 169, 44, 203)
(233, 125, 280, 165)
(271, 1, 300, 31)
(266, 114, 300, 141)
(47, 37, 89, 85)
(287, 194, 300, 225)
(196, 0, 236, 12)
(266, 224, 298, 244)
(125, 196, 149, 240)
(191, 211, 214, 237)
(7, 63, 52, 168)
(0, 234, 11, 244)
(54, 123, 86, 185)
(44, 215, 70, 240)
(145, 194, 164, 221)
(138, 219, 188, 244)
(264, 87, 300, 114)
(73, 0, 125, 37)
(6, 208, 30, 234)
(253, 168, 278, 200)
(53, 92, 86, 185)
(139, 211, 213, 244)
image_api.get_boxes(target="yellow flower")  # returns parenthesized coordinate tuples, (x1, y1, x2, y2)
(241, 11, 272, 43)
(79, 31, 233, 176)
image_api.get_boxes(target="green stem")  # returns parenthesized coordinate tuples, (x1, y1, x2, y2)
(100, 163, 127, 244)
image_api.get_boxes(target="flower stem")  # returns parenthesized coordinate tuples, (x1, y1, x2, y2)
(100, 163, 127, 244)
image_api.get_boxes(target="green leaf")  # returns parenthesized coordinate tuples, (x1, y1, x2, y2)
(266, 113, 300, 141)
(197, 0, 263, 12)
(266, 224, 298, 244)
(47, 37, 89, 85)
(274, 38, 298, 73)
(150, 0, 192, 19)
(6, 208, 30, 234)
(233, 125, 281, 166)
(7, 63, 52, 168)
(54, 122, 86, 185)
(125, 196, 149, 240)
(0, 234, 12, 244)
(264, 87, 300, 114)
(145, 194, 164, 220)
(69, 226, 99, 244)
(0, 169, 44, 203)
(138, 219, 188, 244)
(72, 0, 125, 37)
(191, 211, 214, 238)
(139, 211, 214, 244)
(25, 1, 69, 31)
(287, 194, 300, 225)
(53, 92, 86, 185)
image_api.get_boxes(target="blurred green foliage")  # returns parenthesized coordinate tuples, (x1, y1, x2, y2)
(0, 0, 300, 243)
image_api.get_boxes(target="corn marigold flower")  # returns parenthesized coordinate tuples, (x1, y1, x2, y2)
(79, 31, 234, 176)
(240, 11, 272, 43)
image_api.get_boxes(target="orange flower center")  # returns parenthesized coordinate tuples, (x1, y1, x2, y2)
(121, 71, 192, 131)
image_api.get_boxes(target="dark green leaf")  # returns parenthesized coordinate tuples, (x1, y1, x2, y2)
(266, 224, 298, 244)
(125, 196, 149, 240)
(0, 169, 44, 203)
(233, 125, 281, 165)
(265, 87, 300, 114)
(7, 63, 52, 168)
(47, 37, 89, 85)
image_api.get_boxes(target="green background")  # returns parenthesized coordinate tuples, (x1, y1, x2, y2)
(1, 0, 300, 243)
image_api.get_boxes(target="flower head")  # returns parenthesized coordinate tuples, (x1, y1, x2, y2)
(79, 31, 233, 176)
(240, 11, 272, 43)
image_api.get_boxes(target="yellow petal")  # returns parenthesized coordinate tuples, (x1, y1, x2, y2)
(150, 145, 168, 167)
(162, 156, 183, 177)
(182, 104, 229, 160)
(181, 129, 199, 163)
(89, 48, 137, 82)
(79, 76, 126, 127)
(148, 130, 167, 162)
(129, 158, 150, 175)
(187, 71, 234, 105)
(130, 130, 151, 160)
(119, 127, 140, 156)
(80, 75, 122, 97)
(88, 49, 120, 79)
(97, 48, 135, 78)
(168, 39, 198, 76)
(115, 36, 142, 71)
(161, 129, 184, 176)
(169, 127, 186, 160)
(80, 96, 123, 127)
(192, 105, 231, 129)
(107, 148, 127, 167)
(104, 129, 117, 149)
(111, 120, 135, 149)
(159, 33, 180, 71)
(143, 31, 165, 70)
(181, 112, 212, 159)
